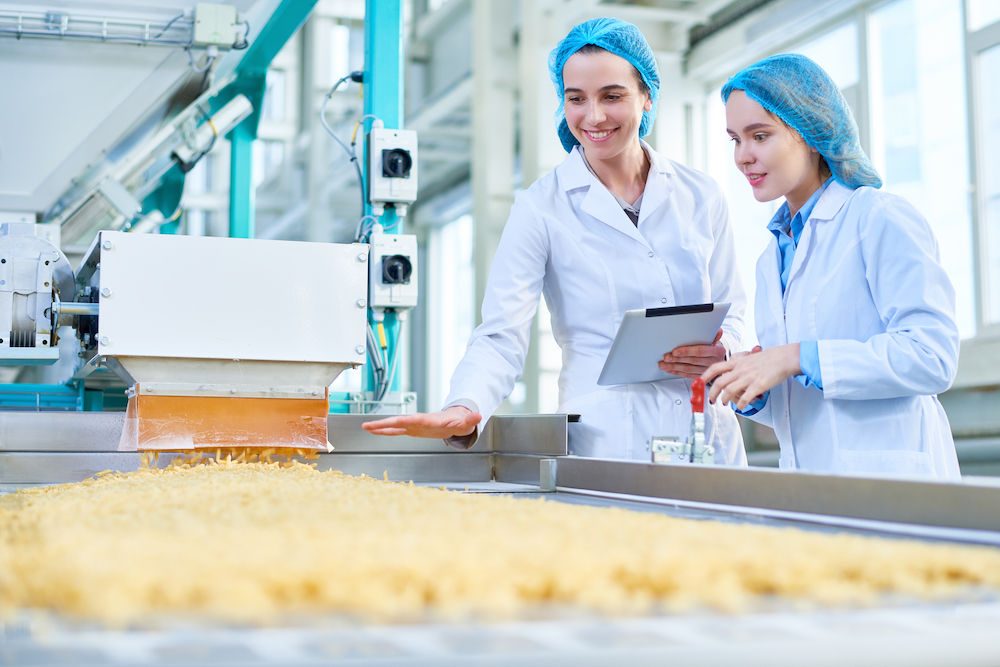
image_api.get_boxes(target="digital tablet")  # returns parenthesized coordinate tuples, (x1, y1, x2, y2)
(597, 303, 731, 386)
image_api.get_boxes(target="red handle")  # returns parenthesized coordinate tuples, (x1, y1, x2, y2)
(690, 378, 705, 413)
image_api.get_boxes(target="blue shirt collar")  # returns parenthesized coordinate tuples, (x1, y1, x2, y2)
(767, 176, 834, 245)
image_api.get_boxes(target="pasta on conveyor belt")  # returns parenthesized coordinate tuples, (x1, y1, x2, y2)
(2, 457, 1000, 626)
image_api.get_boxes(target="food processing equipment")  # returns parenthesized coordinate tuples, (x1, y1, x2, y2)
(2, 1, 1000, 664)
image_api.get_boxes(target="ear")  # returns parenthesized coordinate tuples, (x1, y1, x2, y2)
(643, 96, 652, 112)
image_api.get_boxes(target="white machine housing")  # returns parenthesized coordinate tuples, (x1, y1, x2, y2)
(77, 231, 369, 397)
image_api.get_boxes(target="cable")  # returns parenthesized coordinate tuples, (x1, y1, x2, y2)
(153, 12, 185, 39)
(354, 214, 379, 243)
(319, 71, 368, 219)
(186, 46, 216, 74)
(232, 19, 249, 49)
(376, 315, 404, 404)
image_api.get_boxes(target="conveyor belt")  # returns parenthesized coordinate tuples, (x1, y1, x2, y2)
(4, 601, 1000, 666)
(4, 412, 1000, 665)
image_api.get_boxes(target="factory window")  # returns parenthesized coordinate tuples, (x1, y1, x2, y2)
(968, 0, 1000, 30)
(978, 44, 1000, 324)
(868, 0, 973, 336)
(424, 214, 475, 410)
(252, 140, 286, 188)
(262, 70, 287, 123)
(328, 23, 352, 85)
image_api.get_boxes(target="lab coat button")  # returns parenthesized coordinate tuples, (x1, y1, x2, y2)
(661, 298, 667, 304)
(648, 251, 655, 258)
(674, 399, 682, 405)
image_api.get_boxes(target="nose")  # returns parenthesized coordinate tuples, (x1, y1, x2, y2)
(734, 140, 753, 167)
(585, 100, 606, 125)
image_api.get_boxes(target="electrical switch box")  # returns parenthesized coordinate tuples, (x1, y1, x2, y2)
(369, 232, 417, 309)
(366, 128, 418, 210)
(193, 3, 238, 47)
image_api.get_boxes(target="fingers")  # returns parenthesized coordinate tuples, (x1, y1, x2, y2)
(665, 344, 724, 359)
(361, 416, 407, 431)
(360, 425, 408, 436)
(658, 363, 703, 379)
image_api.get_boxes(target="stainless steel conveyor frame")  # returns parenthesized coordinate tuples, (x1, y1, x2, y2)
(6, 412, 1000, 666)
(3, 412, 1000, 545)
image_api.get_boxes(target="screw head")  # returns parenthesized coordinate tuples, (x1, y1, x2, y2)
(99, 335, 110, 346)
(101, 240, 113, 250)
(357, 252, 367, 262)
(355, 345, 365, 355)
(100, 287, 111, 298)
(356, 298, 367, 308)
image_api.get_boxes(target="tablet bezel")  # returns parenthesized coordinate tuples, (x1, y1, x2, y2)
(596, 302, 731, 386)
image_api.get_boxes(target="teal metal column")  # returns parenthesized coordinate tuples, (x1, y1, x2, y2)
(363, 0, 405, 397)
(218, 1, 319, 239)
(229, 120, 256, 238)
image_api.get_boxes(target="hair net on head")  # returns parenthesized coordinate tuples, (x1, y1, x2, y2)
(549, 17, 660, 153)
(721, 53, 882, 189)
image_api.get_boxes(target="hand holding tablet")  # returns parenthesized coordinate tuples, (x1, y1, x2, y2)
(597, 303, 731, 386)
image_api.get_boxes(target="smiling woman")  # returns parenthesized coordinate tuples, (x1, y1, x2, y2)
(363, 17, 749, 465)
(701, 54, 960, 480)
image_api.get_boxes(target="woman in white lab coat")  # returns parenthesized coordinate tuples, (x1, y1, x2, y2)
(688, 54, 960, 478)
(364, 18, 747, 464)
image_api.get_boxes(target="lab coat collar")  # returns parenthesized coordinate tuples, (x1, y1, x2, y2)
(781, 180, 854, 297)
(809, 179, 855, 222)
(556, 141, 671, 247)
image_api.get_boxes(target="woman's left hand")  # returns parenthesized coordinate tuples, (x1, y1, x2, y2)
(658, 329, 726, 378)
(701, 343, 801, 410)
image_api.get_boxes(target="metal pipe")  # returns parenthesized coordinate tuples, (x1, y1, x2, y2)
(52, 302, 99, 316)
(0, 10, 193, 47)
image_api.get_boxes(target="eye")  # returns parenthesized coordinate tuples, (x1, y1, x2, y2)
(729, 136, 740, 145)
(753, 133, 767, 142)
(566, 96, 583, 104)
(605, 94, 621, 101)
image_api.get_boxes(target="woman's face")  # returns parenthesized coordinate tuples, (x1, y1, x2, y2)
(725, 90, 825, 214)
(562, 49, 651, 162)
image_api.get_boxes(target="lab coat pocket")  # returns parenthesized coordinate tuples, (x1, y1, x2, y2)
(832, 399, 933, 476)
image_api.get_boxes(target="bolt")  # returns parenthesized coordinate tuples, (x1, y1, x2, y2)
(355, 345, 365, 355)
(357, 252, 367, 262)
(99, 336, 110, 346)
(356, 298, 367, 308)
(101, 239, 113, 250)
(100, 288, 111, 298)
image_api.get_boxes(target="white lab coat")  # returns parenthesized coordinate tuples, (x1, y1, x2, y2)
(747, 180, 961, 479)
(445, 143, 748, 464)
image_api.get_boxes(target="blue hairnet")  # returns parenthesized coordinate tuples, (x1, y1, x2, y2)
(549, 18, 660, 153)
(721, 53, 882, 189)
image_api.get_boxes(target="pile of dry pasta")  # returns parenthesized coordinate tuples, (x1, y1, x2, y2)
(2, 457, 1000, 626)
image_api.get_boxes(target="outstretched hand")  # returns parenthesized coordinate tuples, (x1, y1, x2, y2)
(658, 329, 726, 379)
(701, 343, 800, 410)
(361, 405, 481, 439)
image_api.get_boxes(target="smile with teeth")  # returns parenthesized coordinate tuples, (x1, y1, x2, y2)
(746, 173, 765, 184)
(585, 129, 616, 141)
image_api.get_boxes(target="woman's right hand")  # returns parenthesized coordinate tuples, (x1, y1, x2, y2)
(360, 405, 481, 439)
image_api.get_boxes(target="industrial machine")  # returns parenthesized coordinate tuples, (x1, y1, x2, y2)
(0, 0, 415, 443)
(2, 1, 1000, 665)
